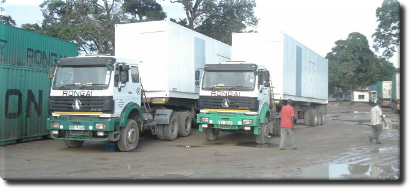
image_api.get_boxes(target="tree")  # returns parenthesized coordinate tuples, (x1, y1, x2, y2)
(0, 15, 15, 26)
(38, 0, 127, 54)
(372, 0, 400, 59)
(327, 33, 380, 93)
(171, 0, 258, 45)
(377, 58, 399, 81)
(122, 0, 166, 22)
(0, 0, 16, 26)
(21, 23, 44, 33)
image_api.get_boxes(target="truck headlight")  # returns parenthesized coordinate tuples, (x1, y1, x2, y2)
(200, 117, 209, 122)
(242, 119, 253, 125)
(95, 123, 106, 129)
(50, 122, 59, 128)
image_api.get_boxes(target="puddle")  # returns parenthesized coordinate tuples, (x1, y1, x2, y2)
(236, 142, 276, 148)
(353, 111, 369, 114)
(300, 164, 399, 180)
(343, 120, 371, 126)
(176, 145, 202, 148)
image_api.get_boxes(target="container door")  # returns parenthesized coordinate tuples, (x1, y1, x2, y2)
(194, 37, 205, 93)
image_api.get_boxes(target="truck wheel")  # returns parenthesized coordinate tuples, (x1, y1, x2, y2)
(256, 118, 269, 144)
(64, 140, 84, 148)
(117, 119, 139, 152)
(304, 109, 311, 126)
(164, 113, 179, 141)
(310, 109, 318, 127)
(317, 110, 323, 125)
(155, 125, 165, 140)
(319, 109, 325, 125)
(205, 127, 219, 141)
(178, 112, 192, 137)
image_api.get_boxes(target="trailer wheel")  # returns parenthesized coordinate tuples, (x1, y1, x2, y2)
(178, 112, 192, 137)
(116, 119, 139, 152)
(318, 109, 325, 125)
(164, 113, 179, 141)
(304, 109, 311, 126)
(64, 140, 84, 148)
(205, 127, 219, 141)
(256, 118, 269, 144)
(310, 109, 318, 127)
(155, 125, 165, 140)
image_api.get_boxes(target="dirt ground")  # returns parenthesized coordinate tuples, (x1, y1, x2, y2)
(0, 103, 401, 180)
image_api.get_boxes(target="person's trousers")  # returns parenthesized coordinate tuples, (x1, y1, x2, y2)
(370, 124, 383, 143)
(279, 128, 297, 149)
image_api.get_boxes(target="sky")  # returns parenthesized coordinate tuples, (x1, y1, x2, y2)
(2, 0, 403, 68)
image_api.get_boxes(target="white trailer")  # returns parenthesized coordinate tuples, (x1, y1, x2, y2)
(115, 21, 232, 100)
(231, 32, 328, 127)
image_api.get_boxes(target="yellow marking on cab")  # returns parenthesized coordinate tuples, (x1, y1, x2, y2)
(204, 108, 250, 112)
(151, 102, 166, 104)
(54, 112, 103, 114)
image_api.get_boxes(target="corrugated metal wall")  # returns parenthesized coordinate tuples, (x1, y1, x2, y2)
(0, 23, 78, 145)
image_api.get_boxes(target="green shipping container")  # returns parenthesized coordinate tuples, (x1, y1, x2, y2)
(0, 23, 78, 145)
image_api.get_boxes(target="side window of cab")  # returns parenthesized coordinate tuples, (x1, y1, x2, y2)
(131, 67, 139, 83)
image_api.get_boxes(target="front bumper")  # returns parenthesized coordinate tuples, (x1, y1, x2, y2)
(197, 112, 261, 135)
(47, 116, 120, 141)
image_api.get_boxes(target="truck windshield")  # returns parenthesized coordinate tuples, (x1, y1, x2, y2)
(202, 71, 255, 90)
(53, 66, 111, 90)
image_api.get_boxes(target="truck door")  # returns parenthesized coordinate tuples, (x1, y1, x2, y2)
(130, 66, 142, 105)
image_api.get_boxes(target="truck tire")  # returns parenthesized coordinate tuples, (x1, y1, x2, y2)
(164, 113, 179, 141)
(155, 125, 165, 140)
(117, 119, 139, 152)
(256, 118, 269, 144)
(310, 109, 318, 127)
(304, 109, 311, 126)
(64, 140, 84, 148)
(317, 110, 323, 125)
(318, 109, 325, 125)
(178, 112, 192, 137)
(205, 127, 219, 141)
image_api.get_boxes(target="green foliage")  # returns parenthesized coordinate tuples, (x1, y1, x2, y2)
(122, 0, 166, 22)
(372, 0, 400, 59)
(0, 15, 15, 26)
(171, 0, 258, 45)
(327, 32, 380, 92)
(0, 0, 16, 26)
(21, 23, 44, 33)
(377, 58, 399, 81)
(34, 0, 127, 55)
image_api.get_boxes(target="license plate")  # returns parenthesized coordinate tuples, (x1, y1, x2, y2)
(69, 125, 85, 130)
(218, 121, 233, 125)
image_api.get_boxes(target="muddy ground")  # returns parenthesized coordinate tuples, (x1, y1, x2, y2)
(0, 103, 401, 180)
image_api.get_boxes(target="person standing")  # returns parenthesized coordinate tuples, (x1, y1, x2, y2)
(369, 101, 387, 144)
(279, 99, 297, 150)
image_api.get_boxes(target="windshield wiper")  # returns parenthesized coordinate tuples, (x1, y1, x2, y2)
(58, 84, 77, 90)
(207, 86, 234, 90)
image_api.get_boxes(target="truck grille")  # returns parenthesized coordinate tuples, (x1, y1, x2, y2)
(49, 96, 114, 113)
(198, 96, 258, 111)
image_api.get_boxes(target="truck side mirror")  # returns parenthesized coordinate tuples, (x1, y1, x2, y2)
(264, 81, 270, 87)
(264, 71, 269, 81)
(120, 71, 128, 84)
(195, 70, 200, 81)
(48, 65, 55, 79)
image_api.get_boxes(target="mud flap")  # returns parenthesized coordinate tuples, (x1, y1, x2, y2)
(153, 109, 174, 125)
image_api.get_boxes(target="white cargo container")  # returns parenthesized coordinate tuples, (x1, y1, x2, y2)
(115, 21, 231, 100)
(232, 32, 328, 104)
